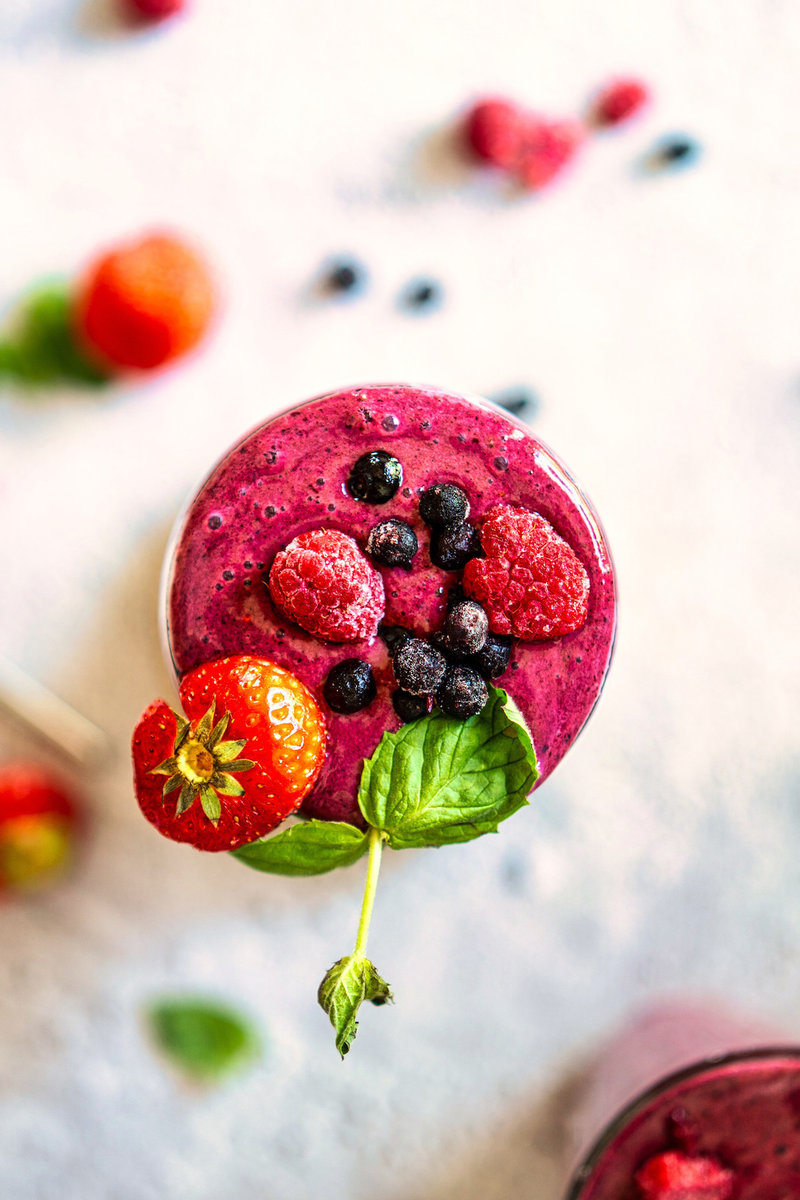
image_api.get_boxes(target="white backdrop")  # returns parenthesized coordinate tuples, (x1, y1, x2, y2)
(1, 1, 800, 1197)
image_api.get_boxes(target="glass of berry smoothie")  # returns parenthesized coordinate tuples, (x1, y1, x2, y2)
(564, 1004, 800, 1200)
(139, 381, 617, 1054)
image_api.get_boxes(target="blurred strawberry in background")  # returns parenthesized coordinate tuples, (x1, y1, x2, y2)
(0, 763, 81, 895)
(76, 232, 216, 373)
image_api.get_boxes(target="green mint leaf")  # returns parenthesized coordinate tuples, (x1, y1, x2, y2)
(357, 686, 538, 849)
(317, 955, 392, 1058)
(0, 284, 111, 389)
(146, 997, 261, 1082)
(230, 820, 369, 877)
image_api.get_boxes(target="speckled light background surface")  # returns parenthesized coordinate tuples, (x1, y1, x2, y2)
(1, 2, 800, 1198)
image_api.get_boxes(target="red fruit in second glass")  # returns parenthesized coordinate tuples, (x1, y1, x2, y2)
(635, 1150, 735, 1200)
(126, 0, 187, 20)
(76, 232, 215, 372)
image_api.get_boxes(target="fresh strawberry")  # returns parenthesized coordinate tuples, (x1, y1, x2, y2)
(76, 232, 215, 372)
(463, 504, 589, 640)
(0, 763, 79, 893)
(635, 1150, 735, 1200)
(133, 656, 327, 851)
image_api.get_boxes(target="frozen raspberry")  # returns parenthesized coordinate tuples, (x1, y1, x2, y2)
(463, 504, 589, 641)
(515, 118, 583, 190)
(592, 78, 650, 127)
(464, 98, 527, 168)
(635, 1150, 735, 1200)
(269, 529, 385, 643)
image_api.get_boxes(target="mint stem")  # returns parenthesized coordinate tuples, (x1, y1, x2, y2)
(354, 826, 384, 957)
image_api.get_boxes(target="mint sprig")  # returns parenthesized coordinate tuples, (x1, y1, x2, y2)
(357, 687, 537, 848)
(231, 686, 537, 1057)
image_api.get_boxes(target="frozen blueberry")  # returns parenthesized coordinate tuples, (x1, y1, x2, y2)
(468, 633, 513, 679)
(490, 386, 539, 420)
(419, 483, 470, 528)
(430, 521, 481, 571)
(366, 518, 418, 568)
(347, 450, 403, 504)
(379, 624, 414, 657)
(325, 260, 365, 293)
(323, 659, 377, 713)
(652, 135, 700, 167)
(402, 278, 443, 311)
(393, 637, 447, 696)
(392, 689, 431, 723)
(436, 666, 489, 719)
(441, 600, 488, 656)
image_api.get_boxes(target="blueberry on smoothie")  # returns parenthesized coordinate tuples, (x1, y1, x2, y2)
(366, 519, 418, 568)
(436, 665, 489, 719)
(440, 600, 489, 656)
(393, 638, 447, 696)
(323, 659, 377, 714)
(419, 483, 470, 528)
(378, 624, 414, 657)
(468, 632, 513, 679)
(430, 521, 482, 571)
(392, 689, 431, 723)
(347, 451, 403, 504)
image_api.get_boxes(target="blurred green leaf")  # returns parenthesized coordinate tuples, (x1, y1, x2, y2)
(0, 282, 111, 389)
(146, 996, 261, 1082)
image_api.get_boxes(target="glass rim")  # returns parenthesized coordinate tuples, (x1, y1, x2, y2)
(564, 1044, 800, 1199)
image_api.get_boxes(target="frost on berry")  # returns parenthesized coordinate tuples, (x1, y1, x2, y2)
(463, 504, 589, 640)
(268, 529, 385, 643)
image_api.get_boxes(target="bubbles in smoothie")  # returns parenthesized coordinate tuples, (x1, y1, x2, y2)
(382, 414, 399, 432)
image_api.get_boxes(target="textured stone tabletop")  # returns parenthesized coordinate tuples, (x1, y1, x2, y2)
(1, 1, 800, 1197)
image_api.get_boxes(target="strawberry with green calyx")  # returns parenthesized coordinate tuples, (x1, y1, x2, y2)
(0, 763, 80, 894)
(133, 655, 326, 852)
(232, 686, 538, 1056)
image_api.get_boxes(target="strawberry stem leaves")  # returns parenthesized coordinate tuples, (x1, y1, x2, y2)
(149, 703, 256, 824)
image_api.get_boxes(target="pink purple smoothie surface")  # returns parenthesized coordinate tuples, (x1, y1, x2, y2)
(164, 383, 616, 824)
(571, 1052, 800, 1199)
